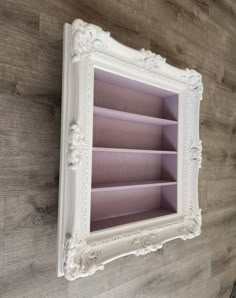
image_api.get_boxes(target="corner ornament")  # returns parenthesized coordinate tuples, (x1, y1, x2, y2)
(64, 234, 104, 281)
(71, 19, 110, 62)
(137, 48, 166, 71)
(181, 209, 202, 240)
(190, 140, 202, 168)
(132, 231, 163, 256)
(68, 123, 87, 169)
(182, 69, 203, 100)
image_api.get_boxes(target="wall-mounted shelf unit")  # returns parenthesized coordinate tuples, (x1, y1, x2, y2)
(58, 18, 203, 281)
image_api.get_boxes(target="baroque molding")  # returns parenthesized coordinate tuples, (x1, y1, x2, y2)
(181, 209, 202, 240)
(68, 123, 87, 169)
(190, 140, 202, 168)
(71, 19, 110, 62)
(58, 19, 203, 279)
(81, 59, 93, 237)
(182, 69, 203, 100)
(137, 48, 166, 71)
(90, 220, 183, 246)
(132, 231, 163, 256)
(64, 234, 104, 280)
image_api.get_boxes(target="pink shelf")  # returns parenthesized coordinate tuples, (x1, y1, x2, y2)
(91, 209, 173, 231)
(92, 180, 177, 192)
(91, 68, 179, 232)
(93, 147, 177, 155)
(94, 106, 177, 126)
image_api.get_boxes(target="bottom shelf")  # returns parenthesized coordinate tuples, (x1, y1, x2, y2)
(91, 208, 174, 232)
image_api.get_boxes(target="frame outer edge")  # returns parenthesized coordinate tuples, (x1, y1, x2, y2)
(57, 23, 72, 277)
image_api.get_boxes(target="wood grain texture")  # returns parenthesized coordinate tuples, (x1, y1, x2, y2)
(0, 0, 236, 297)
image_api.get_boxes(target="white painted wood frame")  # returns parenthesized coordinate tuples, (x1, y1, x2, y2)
(57, 18, 203, 281)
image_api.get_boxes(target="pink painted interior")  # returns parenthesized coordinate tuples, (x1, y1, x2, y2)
(93, 115, 177, 151)
(90, 68, 179, 232)
(91, 209, 173, 231)
(91, 186, 162, 221)
(94, 68, 176, 98)
(161, 185, 177, 211)
(94, 106, 177, 125)
(92, 151, 176, 185)
(94, 71, 178, 120)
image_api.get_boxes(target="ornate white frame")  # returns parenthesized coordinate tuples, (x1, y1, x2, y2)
(57, 19, 203, 281)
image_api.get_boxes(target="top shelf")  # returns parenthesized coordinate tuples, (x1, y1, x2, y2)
(94, 106, 178, 126)
(92, 180, 177, 192)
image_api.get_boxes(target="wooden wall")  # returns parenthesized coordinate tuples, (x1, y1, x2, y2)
(1, 0, 236, 297)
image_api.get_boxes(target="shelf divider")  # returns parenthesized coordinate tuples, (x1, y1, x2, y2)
(94, 106, 177, 126)
(92, 180, 177, 192)
(93, 147, 177, 154)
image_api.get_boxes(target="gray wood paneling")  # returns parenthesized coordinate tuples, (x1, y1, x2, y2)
(0, 0, 236, 297)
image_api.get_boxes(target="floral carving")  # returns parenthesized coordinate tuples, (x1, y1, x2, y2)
(132, 231, 163, 256)
(71, 19, 110, 62)
(181, 209, 202, 240)
(182, 68, 203, 100)
(190, 140, 202, 168)
(64, 234, 104, 280)
(68, 123, 87, 169)
(137, 48, 166, 71)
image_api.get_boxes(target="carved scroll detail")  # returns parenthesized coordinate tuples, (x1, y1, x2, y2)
(181, 209, 202, 240)
(190, 140, 202, 168)
(136, 48, 166, 71)
(72, 19, 110, 62)
(68, 123, 87, 169)
(64, 234, 104, 280)
(132, 231, 163, 256)
(182, 69, 203, 100)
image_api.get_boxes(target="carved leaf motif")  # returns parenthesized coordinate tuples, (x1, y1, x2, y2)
(181, 209, 202, 240)
(182, 68, 203, 100)
(137, 48, 166, 71)
(132, 232, 163, 256)
(72, 19, 110, 62)
(64, 234, 104, 280)
(190, 140, 202, 168)
(68, 123, 87, 169)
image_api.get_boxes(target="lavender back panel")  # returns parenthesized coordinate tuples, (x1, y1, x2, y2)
(92, 151, 162, 185)
(91, 68, 179, 231)
(161, 185, 177, 211)
(161, 155, 177, 181)
(93, 115, 164, 150)
(162, 125, 178, 151)
(94, 79, 163, 118)
(94, 68, 175, 97)
(91, 186, 162, 221)
(91, 209, 173, 231)
(162, 94, 178, 120)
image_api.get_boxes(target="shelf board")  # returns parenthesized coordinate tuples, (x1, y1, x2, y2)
(93, 147, 177, 155)
(92, 180, 177, 192)
(91, 209, 174, 231)
(94, 106, 177, 126)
